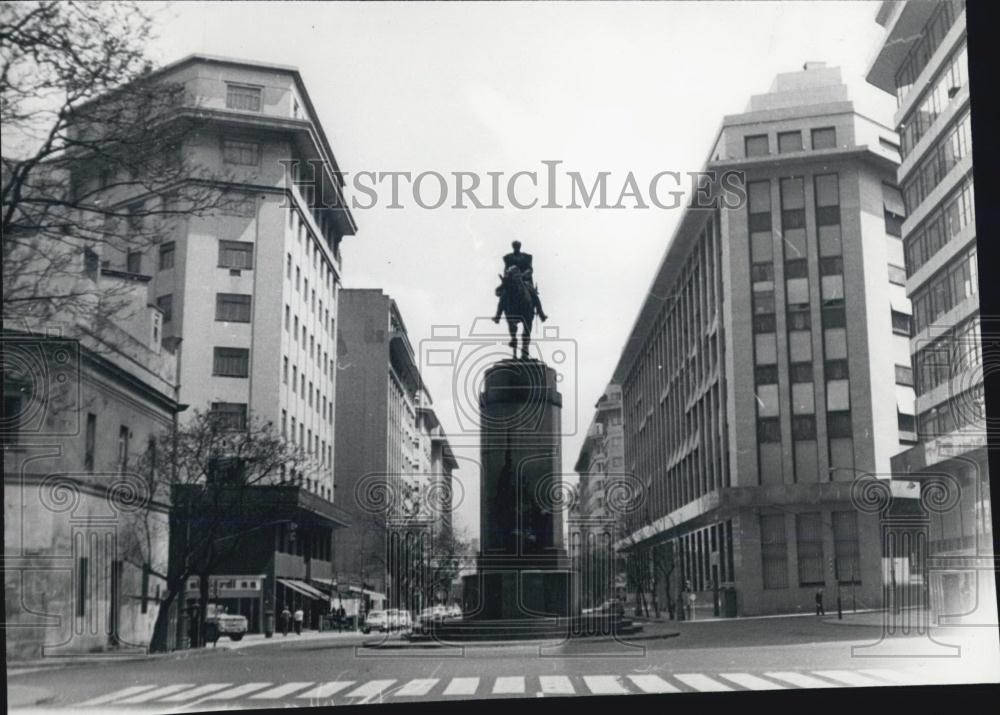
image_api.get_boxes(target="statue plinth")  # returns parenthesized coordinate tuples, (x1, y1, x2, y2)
(463, 359, 575, 620)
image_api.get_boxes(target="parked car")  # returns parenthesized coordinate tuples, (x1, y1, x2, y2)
(361, 610, 388, 634)
(387, 609, 413, 631)
(581, 598, 625, 618)
(447, 604, 462, 618)
(204, 603, 248, 643)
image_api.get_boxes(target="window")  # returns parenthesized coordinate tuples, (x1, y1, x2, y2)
(126, 251, 142, 274)
(811, 127, 837, 150)
(822, 304, 846, 328)
(218, 240, 254, 269)
(77, 557, 88, 617)
(287, 253, 292, 279)
(292, 365, 297, 392)
(814, 174, 840, 227)
(825, 359, 849, 381)
(898, 412, 916, 434)
(118, 426, 130, 470)
(294, 316, 298, 339)
(895, 364, 914, 386)
(796, 512, 825, 586)
(888, 264, 907, 285)
(226, 83, 262, 112)
(891, 310, 912, 337)
(755, 365, 778, 385)
(285, 305, 290, 331)
(156, 295, 173, 324)
(283, 356, 289, 384)
(215, 293, 251, 322)
(832, 511, 861, 584)
(778, 131, 803, 153)
(790, 363, 813, 383)
(159, 242, 175, 271)
(745, 134, 770, 157)
(210, 402, 248, 431)
(902, 112, 971, 212)
(827, 411, 853, 438)
(757, 417, 781, 443)
(905, 178, 975, 275)
(792, 415, 817, 440)
(213, 347, 250, 377)
(827, 379, 850, 411)
(85, 413, 96, 471)
(751, 263, 774, 284)
(222, 139, 260, 166)
(760, 514, 788, 589)
(296, 267, 301, 291)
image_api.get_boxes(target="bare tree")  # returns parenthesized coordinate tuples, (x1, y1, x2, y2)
(127, 409, 308, 652)
(2, 1, 225, 341)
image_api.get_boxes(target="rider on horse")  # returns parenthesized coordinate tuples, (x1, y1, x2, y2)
(492, 240, 548, 323)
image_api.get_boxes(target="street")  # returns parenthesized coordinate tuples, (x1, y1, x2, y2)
(9, 614, 1000, 711)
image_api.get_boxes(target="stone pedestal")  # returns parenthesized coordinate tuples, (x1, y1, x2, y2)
(464, 359, 575, 620)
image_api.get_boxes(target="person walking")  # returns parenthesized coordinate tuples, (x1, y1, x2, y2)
(294, 607, 304, 635)
(815, 588, 826, 616)
(337, 605, 346, 632)
(280, 605, 291, 637)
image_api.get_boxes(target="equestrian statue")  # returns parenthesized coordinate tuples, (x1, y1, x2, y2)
(492, 240, 548, 360)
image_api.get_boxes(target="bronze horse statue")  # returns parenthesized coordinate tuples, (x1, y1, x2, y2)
(495, 265, 534, 360)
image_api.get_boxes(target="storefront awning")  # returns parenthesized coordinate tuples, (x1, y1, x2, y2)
(277, 578, 329, 601)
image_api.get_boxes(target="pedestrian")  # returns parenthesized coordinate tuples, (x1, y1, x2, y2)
(280, 605, 291, 637)
(294, 606, 304, 635)
(337, 605, 346, 632)
(815, 588, 825, 616)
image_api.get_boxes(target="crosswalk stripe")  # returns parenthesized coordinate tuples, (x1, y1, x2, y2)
(297, 681, 355, 699)
(859, 669, 923, 686)
(764, 672, 836, 689)
(159, 683, 233, 702)
(346, 679, 397, 698)
(493, 676, 525, 694)
(539, 676, 575, 695)
(118, 684, 196, 703)
(77, 685, 159, 706)
(442, 677, 479, 696)
(718, 673, 786, 690)
(627, 674, 680, 693)
(583, 675, 629, 694)
(395, 679, 439, 697)
(198, 682, 273, 700)
(813, 670, 887, 688)
(250, 682, 315, 699)
(675, 674, 733, 692)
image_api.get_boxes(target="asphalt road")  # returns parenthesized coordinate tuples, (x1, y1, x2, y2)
(9, 616, 1000, 712)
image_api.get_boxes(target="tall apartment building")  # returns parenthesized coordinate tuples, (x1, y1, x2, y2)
(866, 0, 993, 623)
(334, 289, 446, 602)
(572, 383, 626, 609)
(613, 63, 911, 617)
(66, 55, 359, 631)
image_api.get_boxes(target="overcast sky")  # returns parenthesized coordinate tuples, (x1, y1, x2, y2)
(146, 1, 894, 537)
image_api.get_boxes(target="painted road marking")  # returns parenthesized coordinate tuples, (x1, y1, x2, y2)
(77, 685, 158, 706)
(297, 681, 355, 699)
(859, 669, 924, 686)
(118, 684, 196, 703)
(539, 676, 575, 695)
(159, 683, 233, 702)
(442, 677, 479, 696)
(627, 674, 681, 693)
(583, 675, 629, 694)
(345, 679, 396, 699)
(493, 676, 525, 694)
(764, 671, 837, 688)
(674, 673, 734, 691)
(813, 670, 888, 687)
(197, 682, 272, 701)
(250, 682, 314, 699)
(718, 673, 786, 690)
(394, 679, 439, 697)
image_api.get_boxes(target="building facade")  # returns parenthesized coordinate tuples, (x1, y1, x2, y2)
(4, 277, 180, 659)
(866, 0, 994, 624)
(572, 383, 626, 609)
(333, 289, 437, 602)
(614, 64, 911, 617)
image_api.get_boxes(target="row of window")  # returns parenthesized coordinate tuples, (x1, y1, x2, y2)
(279, 409, 333, 466)
(282, 356, 335, 423)
(917, 383, 984, 440)
(284, 308, 335, 379)
(903, 176, 975, 276)
(911, 245, 978, 333)
(912, 316, 981, 396)
(287, 261, 335, 334)
(756, 410, 854, 443)
(745, 127, 837, 158)
(902, 111, 971, 214)
(144, 238, 253, 276)
(760, 511, 862, 589)
(893, 0, 965, 105)
(899, 41, 968, 161)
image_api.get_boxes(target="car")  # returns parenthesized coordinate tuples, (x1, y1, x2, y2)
(387, 609, 413, 631)
(204, 603, 248, 643)
(361, 610, 388, 634)
(581, 598, 625, 619)
(447, 604, 462, 618)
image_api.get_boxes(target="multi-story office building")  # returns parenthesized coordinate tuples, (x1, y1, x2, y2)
(68, 54, 358, 631)
(334, 289, 437, 601)
(613, 63, 912, 617)
(572, 383, 625, 608)
(866, 0, 993, 623)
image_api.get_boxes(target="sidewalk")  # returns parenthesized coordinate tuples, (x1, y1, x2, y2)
(9, 685, 55, 708)
(212, 627, 370, 651)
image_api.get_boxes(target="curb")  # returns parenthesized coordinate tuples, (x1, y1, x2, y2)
(365, 631, 680, 649)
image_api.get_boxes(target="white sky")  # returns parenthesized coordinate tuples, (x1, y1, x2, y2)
(145, 0, 893, 538)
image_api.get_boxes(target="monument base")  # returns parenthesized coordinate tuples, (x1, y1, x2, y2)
(462, 569, 573, 620)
